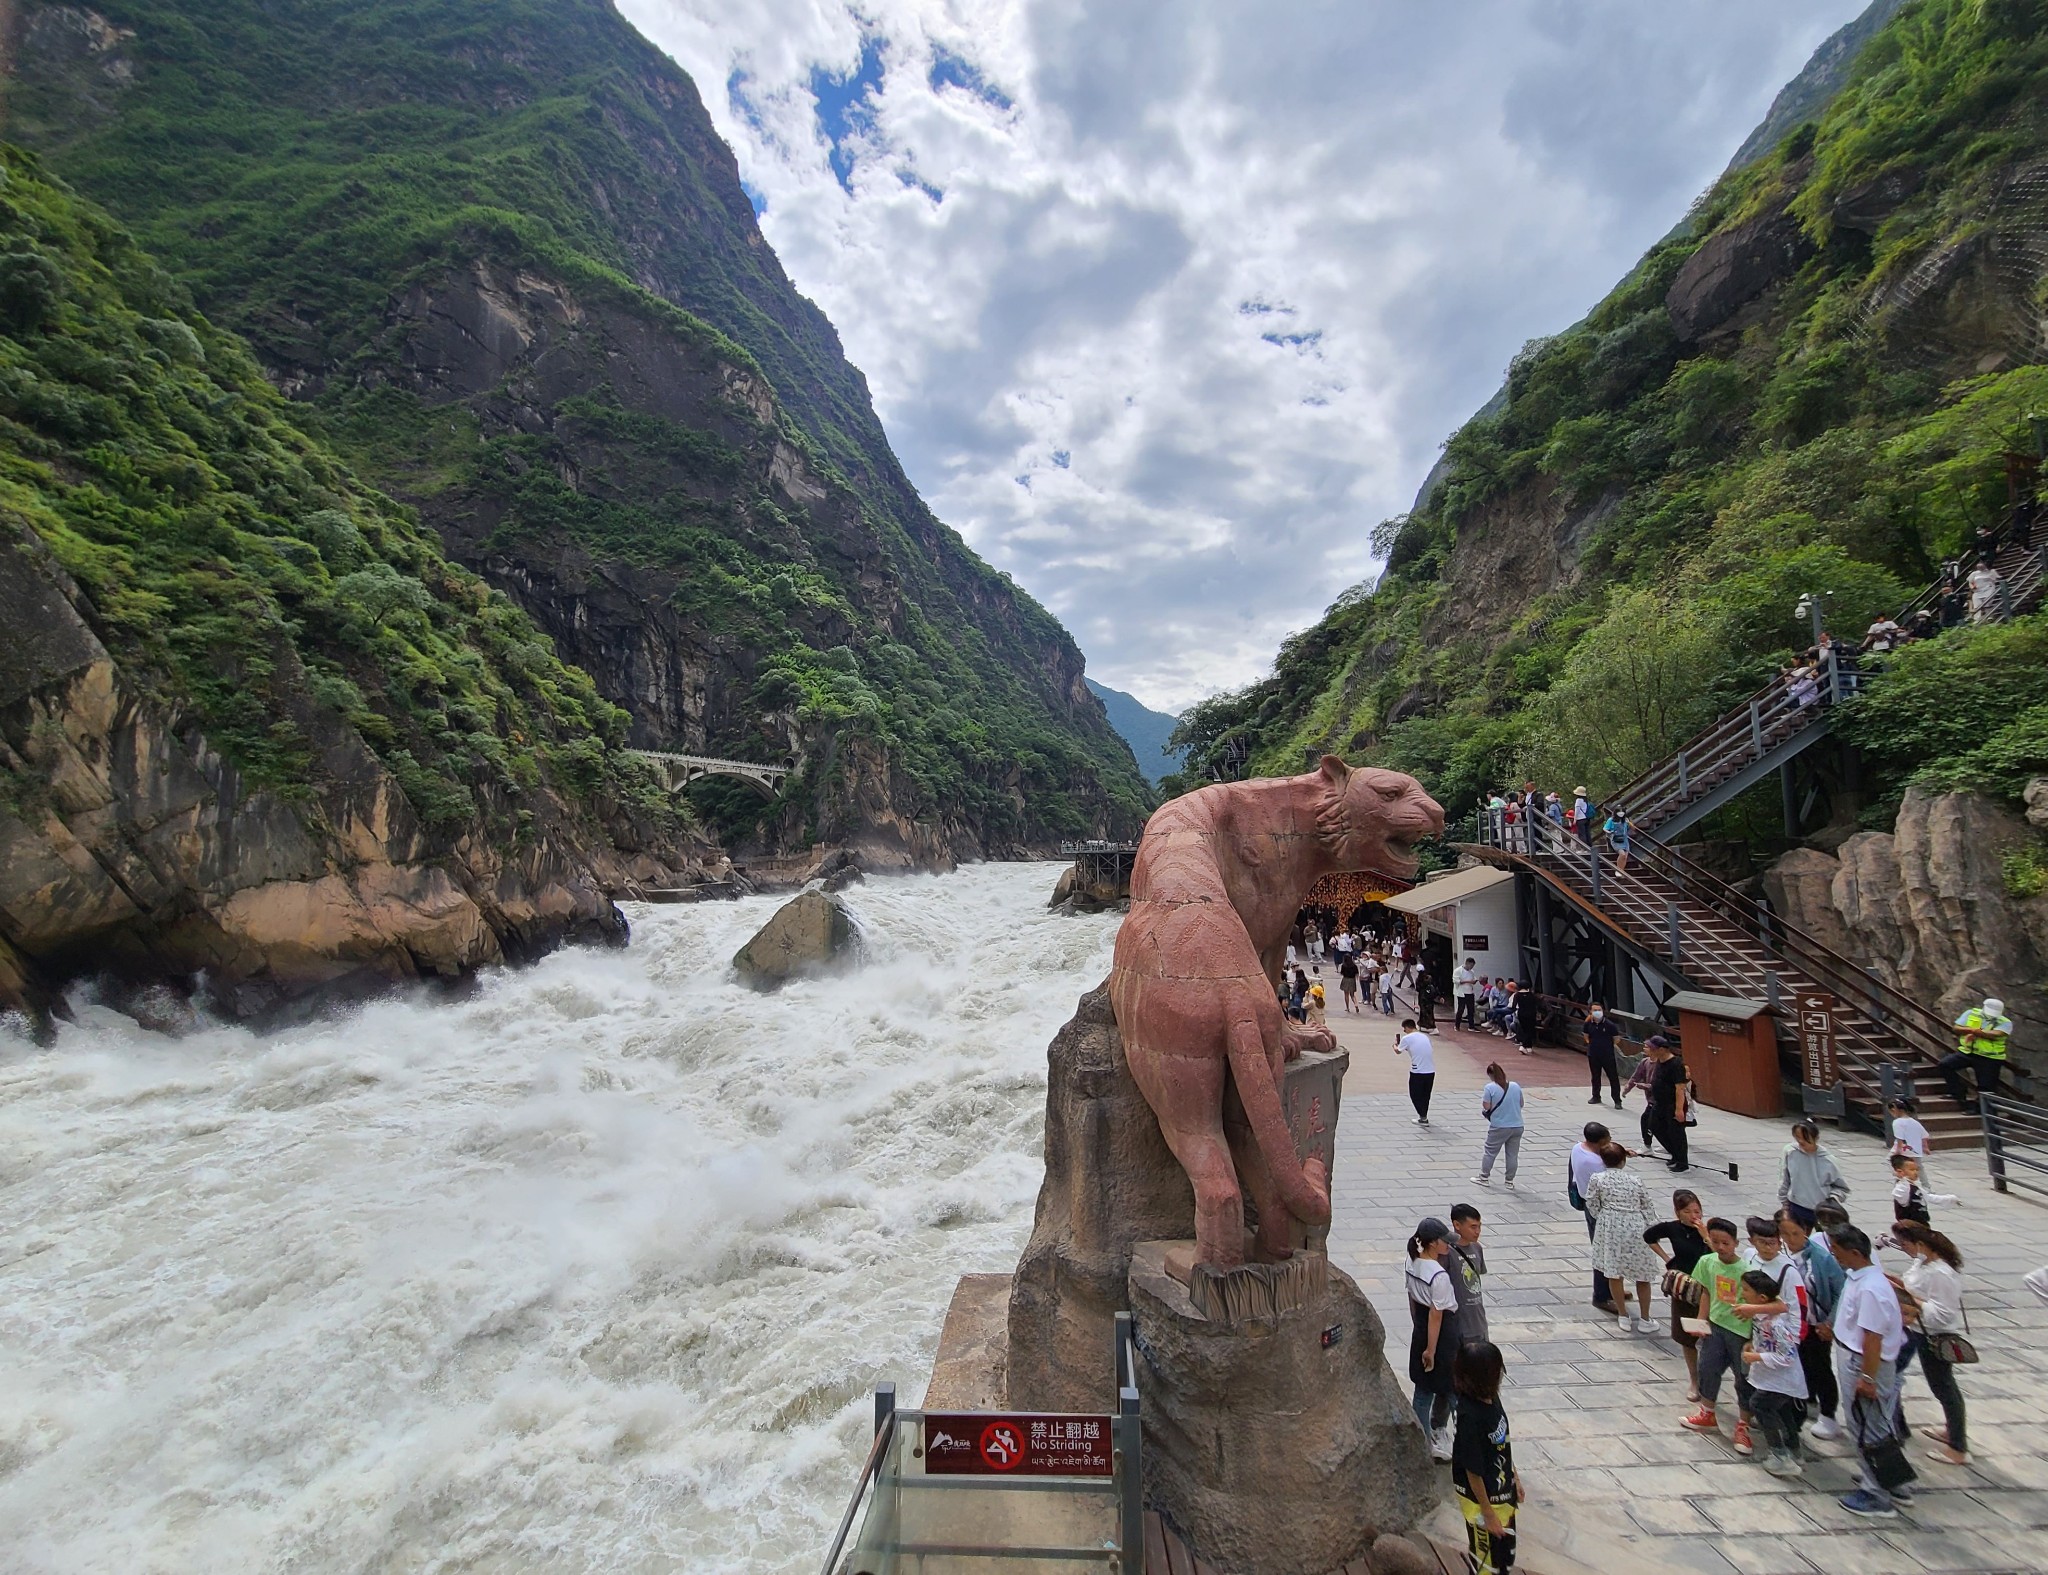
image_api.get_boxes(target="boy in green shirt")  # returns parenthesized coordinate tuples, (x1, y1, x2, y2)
(1680, 1217, 1757, 1456)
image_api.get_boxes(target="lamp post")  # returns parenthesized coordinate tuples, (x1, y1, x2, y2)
(1794, 592, 1824, 649)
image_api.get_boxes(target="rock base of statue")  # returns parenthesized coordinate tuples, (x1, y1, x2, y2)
(1128, 1240, 1441, 1575)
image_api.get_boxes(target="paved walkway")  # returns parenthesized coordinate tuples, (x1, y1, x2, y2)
(1321, 1008, 2048, 1575)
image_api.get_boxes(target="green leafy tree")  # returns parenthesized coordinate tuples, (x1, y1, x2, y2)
(1517, 589, 1727, 797)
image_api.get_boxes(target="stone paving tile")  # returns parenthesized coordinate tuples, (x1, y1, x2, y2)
(1324, 1059, 2048, 1574)
(1700, 1534, 1826, 1574)
(1881, 1530, 2038, 1572)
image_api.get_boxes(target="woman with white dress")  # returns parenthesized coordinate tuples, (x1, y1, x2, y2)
(1584, 1143, 1662, 1333)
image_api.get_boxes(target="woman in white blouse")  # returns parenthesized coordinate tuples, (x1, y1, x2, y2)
(1890, 1221, 1968, 1465)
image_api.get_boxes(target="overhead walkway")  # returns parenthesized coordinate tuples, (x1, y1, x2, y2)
(1612, 515, 2046, 840)
(1460, 814, 1983, 1146)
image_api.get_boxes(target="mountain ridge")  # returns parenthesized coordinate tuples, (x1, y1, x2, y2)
(3, 0, 1151, 866)
(1167, 0, 2048, 841)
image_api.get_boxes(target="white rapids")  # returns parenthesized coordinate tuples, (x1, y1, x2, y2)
(0, 862, 1117, 1573)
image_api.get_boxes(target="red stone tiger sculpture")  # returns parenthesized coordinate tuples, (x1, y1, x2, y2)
(1109, 757, 1443, 1267)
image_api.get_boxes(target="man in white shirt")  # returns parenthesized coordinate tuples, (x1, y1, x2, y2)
(1571, 1121, 1614, 1308)
(1862, 615, 1903, 653)
(1396, 1018, 1436, 1125)
(1828, 1225, 1910, 1518)
(1967, 559, 2003, 621)
(1454, 957, 1479, 1030)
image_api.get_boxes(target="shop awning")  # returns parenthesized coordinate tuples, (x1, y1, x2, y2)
(1376, 865, 1514, 914)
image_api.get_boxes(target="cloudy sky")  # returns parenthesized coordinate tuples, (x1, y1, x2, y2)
(619, 0, 1871, 713)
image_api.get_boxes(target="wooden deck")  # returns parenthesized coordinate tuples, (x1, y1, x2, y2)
(1143, 1510, 1464, 1575)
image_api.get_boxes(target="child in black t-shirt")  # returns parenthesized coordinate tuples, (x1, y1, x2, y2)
(1452, 1341, 1523, 1574)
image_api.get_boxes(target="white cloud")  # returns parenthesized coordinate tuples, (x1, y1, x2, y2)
(617, 0, 1870, 711)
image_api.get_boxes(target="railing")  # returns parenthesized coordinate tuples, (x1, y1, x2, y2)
(1983, 1095, 2048, 1200)
(1607, 498, 2045, 837)
(822, 1386, 901, 1575)
(1607, 657, 1844, 834)
(1466, 812, 1947, 1105)
(823, 1318, 1144, 1575)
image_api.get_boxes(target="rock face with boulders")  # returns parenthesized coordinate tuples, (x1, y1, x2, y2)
(0, 525, 688, 1024)
(730, 890, 861, 990)
(1765, 787, 2048, 1083)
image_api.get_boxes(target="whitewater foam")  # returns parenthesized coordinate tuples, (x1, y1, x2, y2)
(0, 862, 1115, 1572)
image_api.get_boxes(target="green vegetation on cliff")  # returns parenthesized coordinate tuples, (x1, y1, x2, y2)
(0, 147, 676, 838)
(8, 0, 1150, 852)
(1171, 0, 2048, 828)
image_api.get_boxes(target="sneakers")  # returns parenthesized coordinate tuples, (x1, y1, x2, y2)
(1732, 1421, 1754, 1457)
(1809, 1415, 1842, 1442)
(1503, 1177, 1516, 1189)
(1430, 1426, 1453, 1463)
(1611, 1316, 1634, 1338)
(1635, 1315, 1658, 1333)
(1762, 1451, 1804, 1479)
(1471, 1174, 1492, 1186)
(1839, 1489, 1896, 1519)
(1680, 1407, 1719, 1432)
(1417, 1116, 1430, 1126)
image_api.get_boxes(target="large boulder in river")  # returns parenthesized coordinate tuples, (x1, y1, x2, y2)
(731, 890, 861, 990)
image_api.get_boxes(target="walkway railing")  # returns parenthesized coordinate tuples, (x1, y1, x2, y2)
(1984, 1095, 2048, 1201)
(1465, 813, 1949, 1114)
(1605, 503, 2045, 838)
(822, 1316, 1143, 1575)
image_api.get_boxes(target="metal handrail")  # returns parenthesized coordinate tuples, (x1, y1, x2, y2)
(1608, 498, 2044, 836)
(821, 1392, 899, 1575)
(1466, 814, 1946, 1100)
(1624, 834, 1954, 1058)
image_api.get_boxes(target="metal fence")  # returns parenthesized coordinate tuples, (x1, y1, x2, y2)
(1983, 1094, 2048, 1200)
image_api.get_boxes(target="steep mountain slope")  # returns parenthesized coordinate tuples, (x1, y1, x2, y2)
(1084, 678, 1185, 786)
(0, 151, 704, 1019)
(4, 0, 1150, 864)
(1171, 0, 2048, 831)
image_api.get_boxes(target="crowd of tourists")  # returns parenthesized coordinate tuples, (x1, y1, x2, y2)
(1385, 990, 2040, 1573)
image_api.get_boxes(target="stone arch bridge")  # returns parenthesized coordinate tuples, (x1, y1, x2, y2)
(625, 749, 791, 797)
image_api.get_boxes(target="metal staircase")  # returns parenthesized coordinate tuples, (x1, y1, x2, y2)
(1463, 814, 1983, 1147)
(1610, 520, 2046, 840)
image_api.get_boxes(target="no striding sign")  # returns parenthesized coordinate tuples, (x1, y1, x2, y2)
(922, 1413, 1115, 1477)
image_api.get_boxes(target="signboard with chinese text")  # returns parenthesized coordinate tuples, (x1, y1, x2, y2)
(1798, 992, 1840, 1089)
(921, 1413, 1114, 1477)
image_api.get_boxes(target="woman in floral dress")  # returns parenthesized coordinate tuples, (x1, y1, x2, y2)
(1584, 1143, 1662, 1334)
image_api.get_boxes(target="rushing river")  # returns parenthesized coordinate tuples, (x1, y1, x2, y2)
(0, 863, 1116, 1573)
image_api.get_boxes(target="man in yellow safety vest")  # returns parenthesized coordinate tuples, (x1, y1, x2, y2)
(1939, 996, 2013, 1112)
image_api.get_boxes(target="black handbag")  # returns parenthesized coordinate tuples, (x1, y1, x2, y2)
(1851, 1396, 1917, 1493)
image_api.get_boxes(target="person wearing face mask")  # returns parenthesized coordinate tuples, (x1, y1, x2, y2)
(1584, 1003, 1622, 1108)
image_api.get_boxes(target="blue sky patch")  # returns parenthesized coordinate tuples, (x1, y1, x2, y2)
(929, 46, 1012, 112)
(811, 35, 887, 193)
(1262, 329, 1323, 351)
(1051, 449, 1072, 469)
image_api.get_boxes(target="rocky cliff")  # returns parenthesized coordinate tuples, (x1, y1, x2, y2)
(0, 155, 704, 1022)
(1766, 788, 2047, 1085)
(4, 0, 1151, 862)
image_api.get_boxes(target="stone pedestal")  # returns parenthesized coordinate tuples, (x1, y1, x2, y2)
(1007, 984, 1196, 1411)
(1129, 1242, 1439, 1575)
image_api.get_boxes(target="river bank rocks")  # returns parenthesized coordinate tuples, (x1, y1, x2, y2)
(0, 525, 705, 1026)
(1766, 787, 2048, 1085)
(731, 890, 862, 990)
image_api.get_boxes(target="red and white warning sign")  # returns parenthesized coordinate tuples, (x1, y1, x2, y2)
(922, 1413, 1114, 1476)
